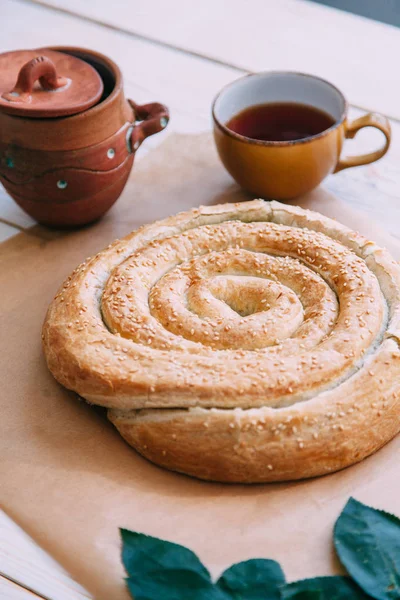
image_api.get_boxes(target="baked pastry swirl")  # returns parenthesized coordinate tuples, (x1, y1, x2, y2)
(43, 200, 400, 482)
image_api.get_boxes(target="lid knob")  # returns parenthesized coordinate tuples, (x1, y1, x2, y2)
(0, 49, 103, 118)
(2, 55, 69, 104)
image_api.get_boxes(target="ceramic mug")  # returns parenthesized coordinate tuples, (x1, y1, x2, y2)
(212, 72, 391, 199)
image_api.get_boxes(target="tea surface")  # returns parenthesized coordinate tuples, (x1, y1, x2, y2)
(226, 102, 336, 142)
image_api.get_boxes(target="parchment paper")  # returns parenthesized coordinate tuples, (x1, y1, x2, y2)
(1, 133, 399, 600)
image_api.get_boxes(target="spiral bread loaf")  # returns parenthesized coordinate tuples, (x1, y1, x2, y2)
(43, 200, 400, 482)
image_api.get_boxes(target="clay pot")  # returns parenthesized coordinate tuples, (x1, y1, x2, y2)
(0, 47, 169, 227)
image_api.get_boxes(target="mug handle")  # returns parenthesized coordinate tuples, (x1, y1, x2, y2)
(334, 113, 391, 173)
(127, 100, 169, 152)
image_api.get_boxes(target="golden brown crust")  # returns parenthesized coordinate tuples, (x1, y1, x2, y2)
(42, 200, 400, 482)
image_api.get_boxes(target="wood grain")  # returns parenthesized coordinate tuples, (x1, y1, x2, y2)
(0, 0, 400, 597)
(0, 576, 40, 600)
(28, 0, 400, 119)
(0, 511, 91, 600)
(0, 186, 36, 229)
(0, 222, 19, 242)
(1, 0, 400, 237)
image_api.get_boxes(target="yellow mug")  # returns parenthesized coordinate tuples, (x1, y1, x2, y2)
(212, 72, 391, 199)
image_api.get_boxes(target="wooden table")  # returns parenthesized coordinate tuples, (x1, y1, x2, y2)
(1, 1, 400, 597)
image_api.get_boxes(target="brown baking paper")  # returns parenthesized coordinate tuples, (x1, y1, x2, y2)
(1, 133, 399, 600)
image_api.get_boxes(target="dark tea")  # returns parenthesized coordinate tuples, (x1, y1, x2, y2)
(226, 102, 336, 142)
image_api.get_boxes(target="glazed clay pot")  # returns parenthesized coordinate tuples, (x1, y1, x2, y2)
(0, 47, 169, 227)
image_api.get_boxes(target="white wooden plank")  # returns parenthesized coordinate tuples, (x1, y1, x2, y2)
(326, 106, 400, 240)
(2, 0, 400, 237)
(0, 0, 238, 229)
(0, 222, 19, 243)
(0, 577, 37, 600)
(0, 511, 92, 600)
(30, 0, 400, 119)
(0, 0, 238, 131)
(0, 2, 400, 596)
(0, 186, 36, 230)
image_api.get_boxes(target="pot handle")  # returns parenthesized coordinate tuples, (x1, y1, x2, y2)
(127, 100, 169, 152)
(2, 56, 68, 104)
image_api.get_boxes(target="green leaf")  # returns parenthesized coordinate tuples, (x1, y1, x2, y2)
(281, 576, 371, 599)
(121, 530, 288, 599)
(121, 529, 218, 600)
(126, 573, 219, 600)
(334, 498, 400, 600)
(282, 592, 322, 600)
(216, 558, 285, 599)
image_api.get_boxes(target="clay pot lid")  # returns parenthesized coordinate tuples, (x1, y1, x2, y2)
(0, 49, 104, 118)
